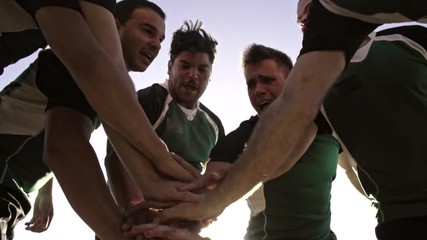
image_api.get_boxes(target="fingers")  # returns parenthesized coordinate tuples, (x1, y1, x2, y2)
(121, 200, 191, 231)
(155, 159, 195, 182)
(25, 216, 51, 232)
(129, 201, 176, 212)
(152, 185, 200, 203)
(154, 204, 202, 224)
(170, 152, 200, 179)
(154, 193, 223, 224)
(181, 161, 231, 191)
(162, 189, 200, 203)
(124, 223, 203, 240)
(25, 207, 53, 233)
(180, 171, 223, 192)
(121, 221, 132, 231)
(201, 218, 216, 228)
(123, 223, 156, 237)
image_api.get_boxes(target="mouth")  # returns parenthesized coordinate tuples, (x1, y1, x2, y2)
(183, 85, 197, 91)
(182, 82, 198, 91)
(141, 51, 154, 63)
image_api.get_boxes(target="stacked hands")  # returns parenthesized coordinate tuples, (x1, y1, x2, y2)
(122, 153, 231, 240)
(121, 202, 209, 240)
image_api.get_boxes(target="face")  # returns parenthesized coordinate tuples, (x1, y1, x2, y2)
(245, 59, 289, 115)
(297, 0, 312, 32)
(117, 7, 165, 72)
(168, 51, 212, 109)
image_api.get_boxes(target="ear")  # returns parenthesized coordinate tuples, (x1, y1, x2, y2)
(115, 19, 121, 30)
(167, 60, 172, 75)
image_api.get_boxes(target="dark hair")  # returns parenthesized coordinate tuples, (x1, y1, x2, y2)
(114, 0, 166, 24)
(242, 44, 293, 72)
(169, 20, 218, 64)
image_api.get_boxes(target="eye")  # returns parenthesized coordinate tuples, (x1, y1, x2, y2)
(198, 67, 209, 73)
(140, 25, 157, 38)
(179, 63, 191, 69)
(143, 28, 154, 36)
(261, 77, 274, 84)
(246, 79, 255, 89)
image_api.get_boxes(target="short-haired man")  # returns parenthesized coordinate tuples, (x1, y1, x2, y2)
(0, 1, 168, 239)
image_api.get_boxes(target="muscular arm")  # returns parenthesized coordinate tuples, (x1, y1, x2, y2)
(157, 0, 380, 221)
(35, 3, 192, 183)
(268, 121, 317, 180)
(158, 51, 346, 221)
(103, 123, 199, 203)
(206, 51, 346, 210)
(105, 144, 145, 212)
(43, 109, 129, 240)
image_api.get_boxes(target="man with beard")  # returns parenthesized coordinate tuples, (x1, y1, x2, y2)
(104, 20, 224, 240)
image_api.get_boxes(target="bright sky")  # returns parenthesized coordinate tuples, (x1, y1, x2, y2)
(4, 0, 421, 239)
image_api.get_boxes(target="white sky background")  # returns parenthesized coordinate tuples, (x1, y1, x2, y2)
(5, 0, 425, 239)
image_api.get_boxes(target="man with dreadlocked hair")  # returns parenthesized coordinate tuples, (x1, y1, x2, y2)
(103, 20, 224, 240)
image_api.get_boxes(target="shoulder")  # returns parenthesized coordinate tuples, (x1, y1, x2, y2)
(239, 115, 259, 128)
(136, 83, 169, 124)
(137, 83, 167, 96)
(376, 25, 427, 51)
(199, 103, 222, 124)
(301, 0, 378, 62)
(137, 83, 168, 103)
(199, 103, 225, 135)
(225, 115, 258, 139)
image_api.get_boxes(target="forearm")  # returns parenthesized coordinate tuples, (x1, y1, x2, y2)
(36, 6, 170, 166)
(43, 111, 128, 240)
(38, 178, 53, 198)
(105, 151, 145, 212)
(206, 99, 312, 208)
(268, 122, 317, 180)
(48, 147, 127, 240)
(103, 123, 167, 188)
(207, 51, 346, 208)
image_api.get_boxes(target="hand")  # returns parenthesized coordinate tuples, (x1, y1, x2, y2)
(132, 153, 200, 203)
(122, 201, 173, 231)
(25, 192, 54, 232)
(180, 162, 231, 192)
(170, 152, 200, 180)
(123, 223, 208, 240)
(150, 142, 197, 183)
(122, 202, 209, 240)
(154, 191, 224, 224)
(141, 169, 200, 203)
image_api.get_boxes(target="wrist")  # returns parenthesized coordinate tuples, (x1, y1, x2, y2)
(122, 200, 145, 217)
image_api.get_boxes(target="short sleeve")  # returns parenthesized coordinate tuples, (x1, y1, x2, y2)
(300, 0, 378, 63)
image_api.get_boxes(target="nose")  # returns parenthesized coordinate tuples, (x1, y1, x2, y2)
(189, 67, 199, 80)
(150, 38, 162, 52)
(254, 83, 266, 96)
